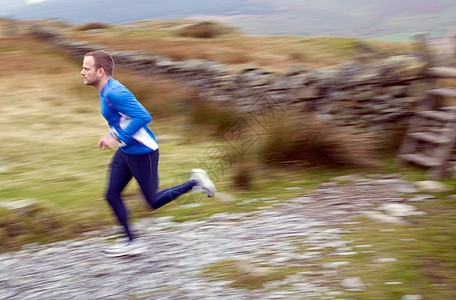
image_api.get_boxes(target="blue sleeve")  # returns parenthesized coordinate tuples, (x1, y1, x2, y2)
(107, 86, 152, 145)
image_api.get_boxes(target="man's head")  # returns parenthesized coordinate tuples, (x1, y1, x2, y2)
(81, 50, 114, 90)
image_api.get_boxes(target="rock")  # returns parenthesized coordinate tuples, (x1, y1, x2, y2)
(402, 295, 423, 300)
(373, 257, 397, 263)
(284, 64, 311, 76)
(239, 63, 261, 73)
(284, 186, 303, 190)
(378, 55, 427, 80)
(215, 192, 237, 202)
(323, 261, 350, 268)
(385, 281, 403, 285)
(446, 195, 456, 201)
(0, 199, 39, 214)
(363, 211, 407, 224)
(414, 181, 452, 193)
(92, 264, 110, 277)
(332, 175, 365, 182)
(295, 86, 320, 99)
(340, 277, 365, 290)
(179, 203, 202, 208)
(373, 179, 419, 194)
(407, 194, 434, 202)
(380, 203, 425, 217)
(319, 182, 338, 188)
(232, 258, 273, 277)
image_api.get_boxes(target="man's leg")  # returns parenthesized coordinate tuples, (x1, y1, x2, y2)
(105, 149, 134, 241)
(127, 150, 197, 210)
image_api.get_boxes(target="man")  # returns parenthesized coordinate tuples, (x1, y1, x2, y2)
(81, 50, 216, 256)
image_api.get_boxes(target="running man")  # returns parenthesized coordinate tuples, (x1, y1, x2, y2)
(81, 50, 216, 256)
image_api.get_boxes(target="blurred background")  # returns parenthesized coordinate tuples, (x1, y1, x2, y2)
(1, 0, 456, 299)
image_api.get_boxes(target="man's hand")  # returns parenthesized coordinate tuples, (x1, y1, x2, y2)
(98, 134, 119, 150)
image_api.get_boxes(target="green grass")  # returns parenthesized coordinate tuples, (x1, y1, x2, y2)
(198, 178, 456, 298)
(296, 188, 456, 300)
(201, 258, 304, 290)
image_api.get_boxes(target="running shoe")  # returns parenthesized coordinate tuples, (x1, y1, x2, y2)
(190, 169, 216, 197)
(103, 239, 147, 257)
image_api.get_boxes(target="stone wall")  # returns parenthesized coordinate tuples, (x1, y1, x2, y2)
(30, 26, 431, 133)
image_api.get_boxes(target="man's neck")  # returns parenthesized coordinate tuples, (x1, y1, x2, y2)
(96, 76, 111, 92)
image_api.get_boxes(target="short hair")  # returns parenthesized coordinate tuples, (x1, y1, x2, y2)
(84, 50, 115, 76)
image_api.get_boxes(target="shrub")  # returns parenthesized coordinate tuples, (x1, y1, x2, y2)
(288, 52, 307, 61)
(186, 95, 241, 136)
(76, 23, 110, 31)
(258, 113, 380, 169)
(0, 202, 63, 251)
(232, 162, 255, 190)
(177, 21, 232, 39)
(116, 72, 191, 119)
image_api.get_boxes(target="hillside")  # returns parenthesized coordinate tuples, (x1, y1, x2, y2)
(3, 0, 456, 41)
(1, 21, 456, 299)
(1, 16, 456, 299)
(20, 18, 412, 73)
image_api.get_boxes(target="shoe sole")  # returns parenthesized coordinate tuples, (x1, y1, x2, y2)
(104, 249, 145, 257)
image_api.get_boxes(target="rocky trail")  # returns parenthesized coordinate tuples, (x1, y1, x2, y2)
(0, 174, 443, 299)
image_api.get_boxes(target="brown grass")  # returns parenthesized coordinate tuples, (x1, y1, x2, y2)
(177, 21, 225, 38)
(0, 35, 77, 75)
(185, 94, 241, 136)
(114, 70, 195, 119)
(70, 20, 413, 72)
(75, 23, 111, 31)
(69, 29, 411, 71)
(68, 33, 317, 70)
(258, 113, 380, 169)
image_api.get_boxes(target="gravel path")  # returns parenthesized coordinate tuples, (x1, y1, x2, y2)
(0, 174, 431, 299)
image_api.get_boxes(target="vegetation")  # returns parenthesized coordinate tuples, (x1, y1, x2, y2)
(1, 20, 456, 298)
(258, 113, 380, 169)
(177, 21, 235, 38)
(66, 19, 412, 71)
(75, 22, 111, 32)
(321, 197, 456, 300)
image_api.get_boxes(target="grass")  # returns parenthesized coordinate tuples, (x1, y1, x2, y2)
(257, 112, 380, 169)
(2, 22, 456, 298)
(198, 176, 456, 299)
(201, 258, 303, 290)
(0, 34, 347, 250)
(65, 20, 412, 71)
(315, 197, 456, 299)
(177, 21, 233, 39)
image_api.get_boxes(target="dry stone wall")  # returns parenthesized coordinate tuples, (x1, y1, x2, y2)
(31, 26, 431, 133)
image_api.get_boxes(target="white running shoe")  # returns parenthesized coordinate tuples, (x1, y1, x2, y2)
(103, 239, 148, 257)
(190, 169, 216, 198)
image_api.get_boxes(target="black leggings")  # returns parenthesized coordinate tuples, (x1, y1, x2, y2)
(105, 149, 196, 241)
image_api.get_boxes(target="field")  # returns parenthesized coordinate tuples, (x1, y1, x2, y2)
(1, 28, 355, 249)
(66, 19, 413, 71)
(1, 19, 456, 298)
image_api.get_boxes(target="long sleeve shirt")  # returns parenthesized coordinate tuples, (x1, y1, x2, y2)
(100, 77, 158, 155)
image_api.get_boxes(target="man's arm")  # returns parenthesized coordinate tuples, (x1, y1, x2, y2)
(107, 87, 152, 146)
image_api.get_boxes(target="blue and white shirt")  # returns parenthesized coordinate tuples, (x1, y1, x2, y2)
(100, 77, 158, 155)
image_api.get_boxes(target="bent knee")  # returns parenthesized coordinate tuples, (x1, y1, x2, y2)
(104, 190, 120, 203)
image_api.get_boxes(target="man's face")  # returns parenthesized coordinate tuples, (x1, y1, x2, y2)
(81, 56, 99, 86)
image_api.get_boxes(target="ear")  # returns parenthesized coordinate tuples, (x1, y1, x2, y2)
(97, 68, 105, 78)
